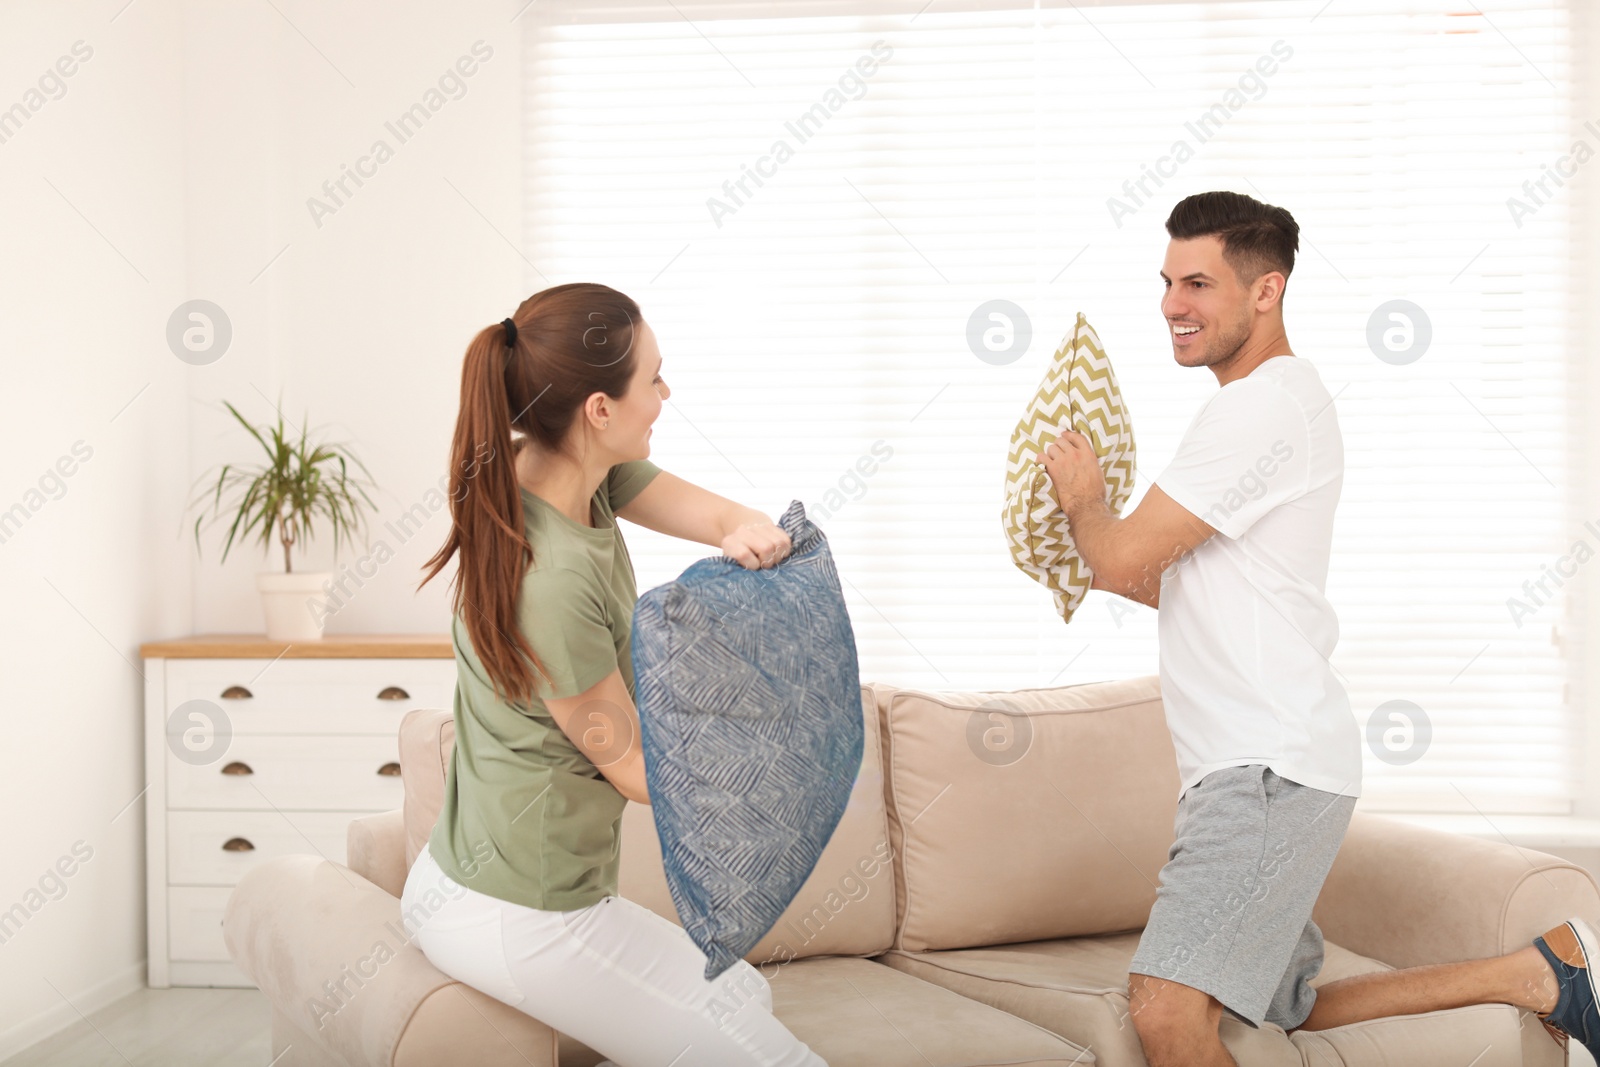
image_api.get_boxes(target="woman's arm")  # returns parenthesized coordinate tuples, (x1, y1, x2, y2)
(544, 667, 650, 805)
(617, 471, 790, 569)
(560, 474, 798, 805)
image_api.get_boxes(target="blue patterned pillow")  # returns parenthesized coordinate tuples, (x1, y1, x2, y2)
(631, 500, 864, 979)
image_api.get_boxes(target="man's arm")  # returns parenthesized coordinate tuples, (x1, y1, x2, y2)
(1039, 430, 1217, 609)
(1073, 485, 1216, 608)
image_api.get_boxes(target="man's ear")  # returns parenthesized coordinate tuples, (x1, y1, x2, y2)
(1254, 271, 1287, 312)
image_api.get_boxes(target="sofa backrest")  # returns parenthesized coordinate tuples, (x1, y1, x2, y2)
(399, 675, 1179, 961)
(397, 683, 897, 966)
(872, 675, 1178, 951)
(401, 707, 454, 871)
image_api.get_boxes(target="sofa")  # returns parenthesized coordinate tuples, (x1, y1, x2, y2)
(223, 675, 1600, 1066)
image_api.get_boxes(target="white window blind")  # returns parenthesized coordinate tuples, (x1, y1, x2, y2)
(520, 0, 1581, 814)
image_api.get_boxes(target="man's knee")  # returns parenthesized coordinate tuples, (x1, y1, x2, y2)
(1128, 974, 1224, 1051)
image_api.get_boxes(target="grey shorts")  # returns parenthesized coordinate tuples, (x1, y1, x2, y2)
(1126, 764, 1356, 1031)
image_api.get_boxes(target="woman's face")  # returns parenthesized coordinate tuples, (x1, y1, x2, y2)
(598, 319, 669, 461)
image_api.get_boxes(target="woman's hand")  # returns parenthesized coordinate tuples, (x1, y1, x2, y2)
(722, 521, 792, 570)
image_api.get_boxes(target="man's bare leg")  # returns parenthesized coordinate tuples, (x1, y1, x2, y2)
(1129, 974, 1237, 1067)
(1294, 946, 1558, 1032)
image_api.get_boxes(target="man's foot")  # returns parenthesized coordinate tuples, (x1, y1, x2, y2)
(1533, 918, 1600, 1052)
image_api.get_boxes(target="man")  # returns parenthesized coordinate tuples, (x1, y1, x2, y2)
(1038, 190, 1600, 1066)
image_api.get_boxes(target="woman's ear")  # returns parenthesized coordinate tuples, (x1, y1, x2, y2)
(584, 392, 610, 428)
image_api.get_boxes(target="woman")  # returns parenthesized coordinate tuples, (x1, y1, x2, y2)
(408, 283, 826, 1066)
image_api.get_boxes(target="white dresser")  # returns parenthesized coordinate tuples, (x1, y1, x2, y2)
(140, 634, 456, 987)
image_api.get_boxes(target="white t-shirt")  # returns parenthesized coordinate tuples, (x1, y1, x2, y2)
(1152, 354, 1361, 801)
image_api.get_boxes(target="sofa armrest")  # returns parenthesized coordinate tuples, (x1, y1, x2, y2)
(1313, 812, 1600, 968)
(348, 809, 408, 898)
(224, 854, 557, 1067)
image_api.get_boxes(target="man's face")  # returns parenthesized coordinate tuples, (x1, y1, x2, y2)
(1159, 236, 1256, 370)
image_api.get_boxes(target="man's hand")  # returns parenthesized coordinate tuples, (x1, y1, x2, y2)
(1036, 432, 1211, 610)
(1038, 428, 1108, 518)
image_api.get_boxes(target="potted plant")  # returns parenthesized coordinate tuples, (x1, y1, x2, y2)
(187, 398, 378, 641)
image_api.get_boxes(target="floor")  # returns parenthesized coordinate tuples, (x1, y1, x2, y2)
(0, 988, 273, 1067)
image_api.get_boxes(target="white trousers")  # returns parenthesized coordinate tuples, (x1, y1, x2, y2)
(400, 847, 828, 1067)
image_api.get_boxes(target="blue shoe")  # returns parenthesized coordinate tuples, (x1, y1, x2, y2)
(1533, 918, 1600, 1053)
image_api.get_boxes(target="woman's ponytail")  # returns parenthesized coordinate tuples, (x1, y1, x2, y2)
(421, 319, 540, 707)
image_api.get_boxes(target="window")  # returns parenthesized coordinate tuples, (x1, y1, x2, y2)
(522, 0, 1581, 814)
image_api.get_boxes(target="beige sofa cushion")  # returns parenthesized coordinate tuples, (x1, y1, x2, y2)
(880, 931, 1523, 1067)
(875, 676, 1178, 951)
(556, 955, 1095, 1067)
(397, 684, 897, 963)
(771, 956, 1094, 1066)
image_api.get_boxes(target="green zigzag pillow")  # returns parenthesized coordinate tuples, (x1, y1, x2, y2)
(1002, 312, 1137, 625)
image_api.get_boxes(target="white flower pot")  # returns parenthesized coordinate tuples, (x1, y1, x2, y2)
(257, 572, 333, 641)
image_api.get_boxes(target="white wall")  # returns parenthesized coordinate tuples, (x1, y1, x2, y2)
(0, 0, 522, 1053)
(183, 0, 525, 636)
(0, 0, 188, 1052)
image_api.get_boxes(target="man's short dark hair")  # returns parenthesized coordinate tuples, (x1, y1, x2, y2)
(1165, 191, 1299, 290)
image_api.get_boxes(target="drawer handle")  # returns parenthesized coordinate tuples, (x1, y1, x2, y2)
(220, 761, 254, 776)
(377, 686, 410, 701)
(221, 837, 255, 852)
(220, 685, 253, 700)
(377, 762, 402, 777)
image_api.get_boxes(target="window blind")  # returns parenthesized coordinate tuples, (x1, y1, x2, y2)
(520, 0, 1580, 814)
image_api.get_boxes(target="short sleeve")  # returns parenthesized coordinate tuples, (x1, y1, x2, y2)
(605, 460, 663, 511)
(1153, 380, 1311, 539)
(519, 565, 619, 702)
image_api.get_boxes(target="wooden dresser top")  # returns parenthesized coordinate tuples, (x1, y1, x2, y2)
(139, 634, 454, 659)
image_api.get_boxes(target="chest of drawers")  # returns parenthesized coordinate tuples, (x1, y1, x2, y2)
(140, 634, 455, 987)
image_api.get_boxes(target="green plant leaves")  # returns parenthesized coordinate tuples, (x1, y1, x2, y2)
(187, 397, 378, 574)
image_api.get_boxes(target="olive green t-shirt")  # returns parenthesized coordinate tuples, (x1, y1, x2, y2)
(428, 459, 663, 910)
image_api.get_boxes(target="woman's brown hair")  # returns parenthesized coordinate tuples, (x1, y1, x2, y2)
(420, 282, 642, 708)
